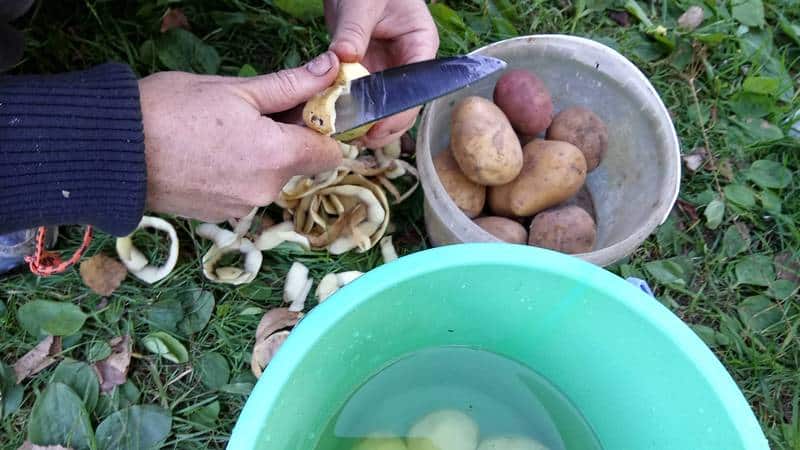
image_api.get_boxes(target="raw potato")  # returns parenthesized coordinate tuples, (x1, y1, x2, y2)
(450, 96, 523, 186)
(546, 106, 608, 172)
(561, 185, 596, 220)
(489, 140, 586, 217)
(433, 147, 486, 218)
(407, 409, 479, 450)
(303, 62, 373, 140)
(493, 69, 553, 136)
(474, 216, 527, 244)
(529, 205, 597, 254)
(477, 436, 549, 450)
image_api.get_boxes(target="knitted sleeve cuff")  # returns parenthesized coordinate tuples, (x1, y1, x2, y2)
(0, 62, 146, 237)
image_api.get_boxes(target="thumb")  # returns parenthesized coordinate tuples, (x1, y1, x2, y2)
(239, 51, 339, 114)
(328, 0, 388, 62)
(273, 122, 343, 176)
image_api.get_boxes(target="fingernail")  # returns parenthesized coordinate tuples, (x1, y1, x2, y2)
(306, 51, 334, 76)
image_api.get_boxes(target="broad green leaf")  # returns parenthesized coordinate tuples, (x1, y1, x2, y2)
(28, 382, 94, 450)
(51, 360, 100, 413)
(0, 361, 23, 418)
(196, 352, 230, 390)
(18, 300, 87, 337)
(139, 39, 157, 66)
(760, 190, 782, 214)
(729, 92, 773, 118)
(238, 64, 258, 77)
(735, 255, 775, 286)
(146, 298, 183, 333)
(722, 224, 750, 257)
(767, 279, 798, 300)
(737, 295, 781, 333)
(429, 3, 477, 52)
(704, 199, 725, 229)
(731, 0, 764, 27)
(747, 160, 793, 189)
(178, 289, 215, 335)
(238, 306, 263, 316)
(731, 116, 784, 144)
(778, 15, 800, 46)
(627, 33, 668, 62)
(88, 341, 112, 363)
(157, 29, 220, 74)
(624, 0, 653, 27)
(488, 0, 517, 21)
(644, 258, 690, 288)
(273, 0, 323, 19)
(238, 284, 273, 300)
(739, 30, 794, 102)
(103, 298, 125, 324)
(142, 332, 189, 364)
(189, 401, 220, 429)
(96, 405, 172, 450)
(724, 184, 756, 209)
(210, 11, 248, 28)
(691, 324, 730, 348)
(219, 382, 253, 395)
(95, 381, 141, 419)
(742, 76, 780, 96)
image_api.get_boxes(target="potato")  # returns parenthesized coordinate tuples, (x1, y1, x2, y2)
(489, 140, 586, 217)
(433, 147, 486, 218)
(546, 106, 608, 172)
(303, 62, 373, 141)
(528, 205, 596, 254)
(450, 96, 523, 186)
(474, 216, 527, 244)
(561, 185, 596, 220)
(407, 409, 479, 450)
(493, 69, 554, 136)
(353, 434, 408, 450)
(477, 436, 550, 450)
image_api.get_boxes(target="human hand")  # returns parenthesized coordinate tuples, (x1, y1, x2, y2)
(139, 52, 343, 223)
(324, 0, 439, 148)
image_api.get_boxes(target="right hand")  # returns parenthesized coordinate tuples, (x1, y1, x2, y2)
(138, 51, 343, 223)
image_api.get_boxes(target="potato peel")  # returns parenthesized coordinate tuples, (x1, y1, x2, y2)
(302, 62, 372, 139)
(115, 216, 179, 284)
(251, 307, 303, 379)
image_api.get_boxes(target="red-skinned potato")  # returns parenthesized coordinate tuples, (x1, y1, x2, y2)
(493, 69, 554, 136)
(473, 216, 527, 244)
(433, 147, 486, 218)
(450, 96, 523, 186)
(546, 106, 608, 172)
(529, 205, 597, 254)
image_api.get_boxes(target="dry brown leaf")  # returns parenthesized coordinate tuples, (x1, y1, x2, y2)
(775, 252, 800, 283)
(255, 308, 302, 342)
(14, 336, 61, 383)
(251, 331, 290, 378)
(92, 335, 132, 393)
(160, 8, 189, 33)
(678, 6, 704, 31)
(18, 441, 73, 450)
(80, 253, 128, 296)
(682, 147, 708, 172)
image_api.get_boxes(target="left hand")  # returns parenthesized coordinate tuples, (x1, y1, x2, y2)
(324, 0, 439, 148)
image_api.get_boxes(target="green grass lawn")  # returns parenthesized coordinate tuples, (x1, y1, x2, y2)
(1, 0, 799, 449)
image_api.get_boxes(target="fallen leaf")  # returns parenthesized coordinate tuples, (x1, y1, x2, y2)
(18, 441, 73, 450)
(79, 254, 128, 297)
(608, 10, 630, 27)
(775, 252, 800, 283)
(14, 336, 61, 383)
(92, 336, 132, 393)
(718, 158, 735, 182)
(677, 5, 704, 31)
(251, 331, 290, 379)
(682, 147, 707, 172)
(255, 308, 302, 342)
(160, 8, 189, 33)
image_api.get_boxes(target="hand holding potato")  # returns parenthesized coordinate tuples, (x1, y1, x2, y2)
(139, 52, 342, 223)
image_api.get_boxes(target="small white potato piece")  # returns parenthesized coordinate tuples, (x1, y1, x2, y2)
(477, 436, 549, 450)
(407, 409, 479, 450)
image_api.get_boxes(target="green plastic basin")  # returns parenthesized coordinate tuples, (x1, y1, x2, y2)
(228, 244, 768, 450)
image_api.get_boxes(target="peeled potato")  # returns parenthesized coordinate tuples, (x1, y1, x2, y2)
(407, 409, 479, 450)
(489, 140, 586, 217)
(529, 205, 597, 254)
(477, 436, 550, 450)
(433, 147, 486, 218)
(474, 216, 527, 244)
(303, 62, 373, 140)
(493, 69, 554, 136)
(546, 106, 608, 172)
(450, 96, 523, 186)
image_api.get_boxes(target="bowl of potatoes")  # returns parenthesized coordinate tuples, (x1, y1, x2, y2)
(417, 34, 681, 267)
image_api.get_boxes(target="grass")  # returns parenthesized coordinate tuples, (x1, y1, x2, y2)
(1, 0, 799, 449)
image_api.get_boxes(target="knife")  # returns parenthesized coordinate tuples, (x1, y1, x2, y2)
(332, 55, 507, 138)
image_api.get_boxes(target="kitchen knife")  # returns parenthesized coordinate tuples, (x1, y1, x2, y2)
(332, 55, 507, 138)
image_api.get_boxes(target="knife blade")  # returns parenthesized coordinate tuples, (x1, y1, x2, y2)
(332, 55, 507, 138)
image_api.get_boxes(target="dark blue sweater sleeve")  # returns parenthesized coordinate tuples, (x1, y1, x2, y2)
(0, 62, 146, 237)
